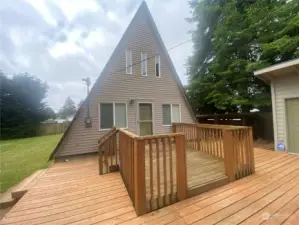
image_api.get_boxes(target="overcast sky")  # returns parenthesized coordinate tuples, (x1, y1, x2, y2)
(0, 0, 194, 112)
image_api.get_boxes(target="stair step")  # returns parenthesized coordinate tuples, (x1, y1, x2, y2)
(11, 169, 46, 199)
(0, 192, 17, 209)
(188, 176, 229, 198)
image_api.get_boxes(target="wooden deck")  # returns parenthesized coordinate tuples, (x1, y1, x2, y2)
(1, 148, 299, 224)
(143, 147, 226, 201)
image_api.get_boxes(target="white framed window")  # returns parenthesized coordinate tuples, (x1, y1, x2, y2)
(99, 103, 128, 130)
(126, 49, 132, 74)
(141, 52, 147, 76)
(155, 55, 160, 77)
(162, 104, 181, 126)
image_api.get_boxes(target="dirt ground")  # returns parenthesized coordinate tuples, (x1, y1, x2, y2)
(254, 139, 274, 150)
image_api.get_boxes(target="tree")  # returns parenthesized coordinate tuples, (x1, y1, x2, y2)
(187, 0, 299, 113)
(0, 71, 49, 139)
(58, 97, 77, 119)
(43, 107, 56, 119)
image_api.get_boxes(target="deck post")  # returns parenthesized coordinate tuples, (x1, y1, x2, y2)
(133, 139, 147, 216)
(175, 135, 188, 201)
(223, 129, 235, 182)
(248, 128, 255, 173)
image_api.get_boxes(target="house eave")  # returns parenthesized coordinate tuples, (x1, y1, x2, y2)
(254, 58, 299, 83)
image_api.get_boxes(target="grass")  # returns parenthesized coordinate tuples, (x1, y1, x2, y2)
(0, 134, 62, 193)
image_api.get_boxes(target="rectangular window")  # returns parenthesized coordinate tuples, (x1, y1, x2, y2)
(172, 104, 180, 122)
(141, 52, 147, 76)
(162, 104, 181, 125)
(155, 55, 160, 77)
(126, 49, 132, 74)
(100, 103, 113, 129)
(115, 103, 127, 128)
(99, 103, 127, 129)
(162, 105, 171, 125)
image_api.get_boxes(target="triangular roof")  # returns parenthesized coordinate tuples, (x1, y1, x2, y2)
(49, 1, 196, 160)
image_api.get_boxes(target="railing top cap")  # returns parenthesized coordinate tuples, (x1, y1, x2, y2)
(172, 122, 251, 130)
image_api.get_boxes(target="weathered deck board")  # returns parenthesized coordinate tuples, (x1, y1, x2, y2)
(1, 149, 299, 224)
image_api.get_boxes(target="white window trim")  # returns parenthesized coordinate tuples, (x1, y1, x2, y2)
(126, 49, 132, 74)
(99, 102, 128, 131)
(155, 55, 161, 78)
(162, 104, 181, 126)
(141, 52, 147, 77)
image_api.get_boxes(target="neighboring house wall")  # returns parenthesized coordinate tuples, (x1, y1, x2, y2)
(55, 4, 195, 157)
(271, 73, 299, 151)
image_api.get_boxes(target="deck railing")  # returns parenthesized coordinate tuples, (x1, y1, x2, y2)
(98, 127, 118, 175)
(173, 123, 254, 181)
(98, 129, 187, 216)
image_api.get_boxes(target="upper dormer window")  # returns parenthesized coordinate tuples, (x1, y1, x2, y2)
(155, 55, 160, 77)
(141, 52, 147, 76)
(126, 49, 132, 74)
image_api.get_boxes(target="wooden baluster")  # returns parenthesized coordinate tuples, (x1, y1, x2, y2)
(128, 136, 132, 196)
(162, 137, 167, 206)
(115, 134, 118, 167)
(197, 127, 201, 151)
(234, 130, 240, 179)
(246, 129, 251, 175)
(216, 129, 221, 158)
(149, 138, 154, 211)
(239, 130, 245, 178)
(99, 143, 103, 175)
(223, 129, 235, 182)
(168, 137, 174, 204)
(110, 136, 113, 166)
(134, 139, 147, 216)
(156, 138, 161, 209)
(207, 129, 210, 155)
(212, 129, 215, 156)
(175, 135, 187, 201)
(104, 140, 108, 174)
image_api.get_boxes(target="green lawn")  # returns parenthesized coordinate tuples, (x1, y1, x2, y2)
(0, 134, 62, 193)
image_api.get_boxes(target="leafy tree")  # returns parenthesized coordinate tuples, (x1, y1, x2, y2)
(58, 97, 77, 119)
(187, 0, 299, 113)
(0, 71, 49, 139)
(43, 107, 56, 119)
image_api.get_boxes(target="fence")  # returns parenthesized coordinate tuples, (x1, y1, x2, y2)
(38, 123, 69, 136)
(173, 123, 255, 182)
(98, 128, 187, 216)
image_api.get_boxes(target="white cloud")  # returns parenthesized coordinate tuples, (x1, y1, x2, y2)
(24, 0, 57, 26)
(49, 42, 84, 58)
(1, 0, 194, 111)
(52, 0, 101, 22)
(83, 29, 106, 48)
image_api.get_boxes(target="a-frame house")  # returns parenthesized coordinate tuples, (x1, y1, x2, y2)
(50, 1, 196, 159)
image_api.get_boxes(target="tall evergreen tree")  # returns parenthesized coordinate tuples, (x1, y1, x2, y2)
(187, 0, 299, 113)
(58, 97, 77, 119)
(0, 71, 49, 139)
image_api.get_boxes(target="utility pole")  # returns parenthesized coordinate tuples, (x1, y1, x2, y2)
(82, 77, 91, 95)
(82, 77, 92, 126)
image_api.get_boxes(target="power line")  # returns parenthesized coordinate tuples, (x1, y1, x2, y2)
(107, 38, 193, 76)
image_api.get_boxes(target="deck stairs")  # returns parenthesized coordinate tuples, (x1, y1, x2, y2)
(0, 169, 46, 209)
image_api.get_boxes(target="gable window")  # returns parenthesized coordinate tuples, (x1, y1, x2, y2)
(126, 49, 132, 74)
(99, 103, 127, 130)
(155, 55, 160, 77)
(141, 52, 147, 76)
(162, 104, 180, 125)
